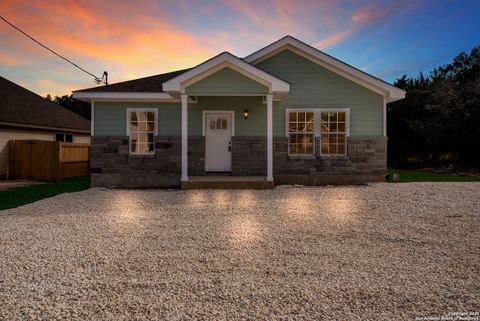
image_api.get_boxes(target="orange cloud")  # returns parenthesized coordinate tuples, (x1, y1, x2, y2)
(0, 0, 420, 96)
(0, 0, 225, 85)
(36, 79, 86, 97)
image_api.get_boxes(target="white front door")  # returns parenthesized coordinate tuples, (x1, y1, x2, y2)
(205, 113, 232, 172)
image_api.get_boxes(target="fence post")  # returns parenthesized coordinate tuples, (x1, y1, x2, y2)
(52, 142, 61, 181)
(8, 140, 14, 180)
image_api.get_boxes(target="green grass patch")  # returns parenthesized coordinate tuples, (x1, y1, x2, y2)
(0, 176, 91, 211)
(387, 168, 480, 183)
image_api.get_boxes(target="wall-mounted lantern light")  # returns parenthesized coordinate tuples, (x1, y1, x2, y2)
(243, 109, 249, 119)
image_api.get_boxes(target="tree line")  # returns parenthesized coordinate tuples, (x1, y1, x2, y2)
(46, 94, 91, 120)
(387, 46, 479, 168)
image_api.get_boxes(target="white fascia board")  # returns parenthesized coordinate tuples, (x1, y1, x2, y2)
(245, 36, 405, 102)
(0, 121, 90, 134)
(162, 52, 290, 94)
(72, 92, 179, 102)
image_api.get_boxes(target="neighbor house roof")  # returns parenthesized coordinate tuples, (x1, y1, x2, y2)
(0, 76, 90, 133)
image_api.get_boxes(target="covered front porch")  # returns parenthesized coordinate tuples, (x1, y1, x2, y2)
(179, 94, 275, 184)
(161, 51, 290, 185)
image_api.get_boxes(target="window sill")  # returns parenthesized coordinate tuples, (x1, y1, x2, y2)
(128, 154, 155, 159)
(288, 155, 316, 160)
(319, 155, 349, 160)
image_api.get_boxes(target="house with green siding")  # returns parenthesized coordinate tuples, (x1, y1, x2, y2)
(73, 36, 405, 188)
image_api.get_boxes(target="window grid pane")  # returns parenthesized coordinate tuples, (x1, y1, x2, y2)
(130, 111, 156, 154)
(288, 112, 314, 155)
(320, 112, 347, 155)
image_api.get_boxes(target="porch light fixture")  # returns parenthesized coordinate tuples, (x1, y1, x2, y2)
(243, 109, 249, 119)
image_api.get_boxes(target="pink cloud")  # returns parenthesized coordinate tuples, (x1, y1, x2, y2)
(316, 31, 353, 50)
(352, 5, 390, 23)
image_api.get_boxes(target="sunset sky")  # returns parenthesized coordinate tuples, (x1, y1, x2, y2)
(1, 0, 479, 97)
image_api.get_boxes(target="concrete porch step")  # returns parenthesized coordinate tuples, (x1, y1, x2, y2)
(181, 176, 274, 189)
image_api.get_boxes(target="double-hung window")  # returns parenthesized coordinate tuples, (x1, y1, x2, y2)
(288, 111, 314, 155)
(127, 108, 157, 155)
(286, 109, 349, 156)
(320, 111, 347, 155)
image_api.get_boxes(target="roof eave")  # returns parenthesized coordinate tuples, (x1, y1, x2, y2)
(0, 121, 90, 134)
(72, 92, 179, 103)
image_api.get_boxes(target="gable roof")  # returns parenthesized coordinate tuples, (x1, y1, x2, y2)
(73, 35, 405, 103)
(162, 52, 289, 99)
(244, 35, 405, 102)
(0, 76, 90, 132)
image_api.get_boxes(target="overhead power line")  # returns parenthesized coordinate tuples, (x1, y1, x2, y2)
(0, 15, 108, 85)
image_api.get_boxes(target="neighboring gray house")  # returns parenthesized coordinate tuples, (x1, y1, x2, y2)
(0, 76, 90, 179)
(73, 36, 405, 188)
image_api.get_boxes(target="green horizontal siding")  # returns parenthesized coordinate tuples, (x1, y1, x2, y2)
(186, 67, 268, 95)
(94, 99, 265, 137)
(256, 50, 384, 137)
(189, 96, 265, 136)
(94, 50, 384, 138)
(94, 102, 181, 136)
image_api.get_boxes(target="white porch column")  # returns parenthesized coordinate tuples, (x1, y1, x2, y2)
(266, 94, 273, 182)
(181, 94, 188, 181)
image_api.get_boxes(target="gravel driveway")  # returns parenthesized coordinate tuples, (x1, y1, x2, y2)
(0, 183, 479, 320)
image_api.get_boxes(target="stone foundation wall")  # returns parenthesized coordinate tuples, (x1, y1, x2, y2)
(90, 135, 386, 187)
(232, 136, 267, 176)
(273, 136, 387, 176)
(90, 136, 204, 187)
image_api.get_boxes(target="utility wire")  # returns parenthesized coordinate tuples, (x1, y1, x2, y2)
(0, 15, 107, 84)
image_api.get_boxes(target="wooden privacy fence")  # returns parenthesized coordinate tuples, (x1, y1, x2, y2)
(8, 140, 90, 181)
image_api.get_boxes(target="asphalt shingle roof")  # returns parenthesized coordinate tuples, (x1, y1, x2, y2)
(74, 69, 190, 93)
(0, 76, 90, 132)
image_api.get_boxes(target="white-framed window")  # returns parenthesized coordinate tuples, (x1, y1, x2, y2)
(126, 108, 158, 155)
(285, 108, 349, 156)
(288, 111, 314, 155)
(55, 133, 73, 143)
(320, 111, 347, 155)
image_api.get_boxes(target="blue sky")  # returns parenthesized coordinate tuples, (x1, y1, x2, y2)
(0, 0, 479, 96)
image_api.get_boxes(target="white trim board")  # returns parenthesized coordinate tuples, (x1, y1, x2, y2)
(73, 92, 185, 103)
(245, 36, 405, 103)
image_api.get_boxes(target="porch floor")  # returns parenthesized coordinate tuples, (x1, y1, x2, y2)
(181, 176, 274, 190)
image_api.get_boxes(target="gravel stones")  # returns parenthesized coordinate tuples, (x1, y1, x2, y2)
(0, 183, 479, 320)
